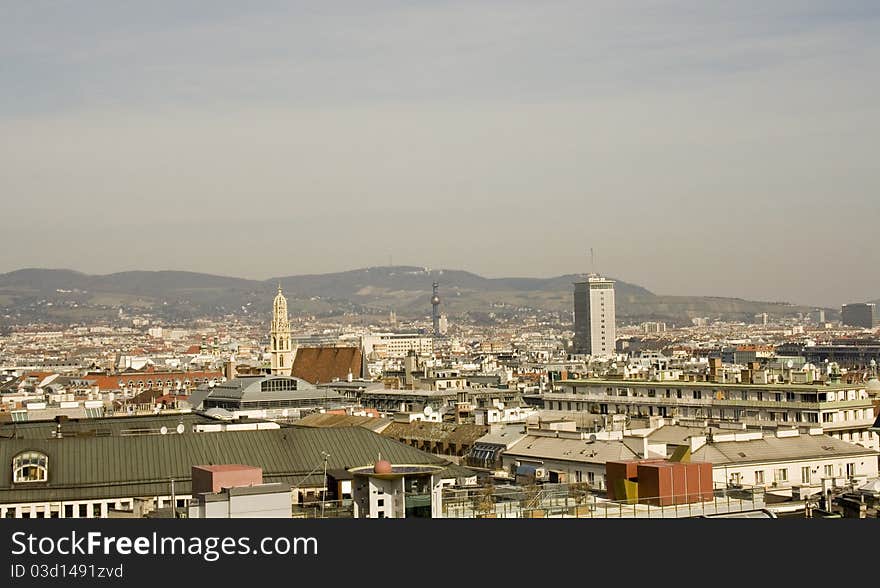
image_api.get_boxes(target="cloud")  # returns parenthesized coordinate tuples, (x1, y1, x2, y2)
(0, 1, 878, 306)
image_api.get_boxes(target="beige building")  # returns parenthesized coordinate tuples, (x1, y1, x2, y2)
(543, 377, 879, 451)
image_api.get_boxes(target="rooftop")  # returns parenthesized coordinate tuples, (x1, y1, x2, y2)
(0, 426, 474, 504)
(557, 378, 858, 391)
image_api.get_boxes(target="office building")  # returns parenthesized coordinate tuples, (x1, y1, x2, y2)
(573, 275, 616, 357)
(841, 303, 878, 329)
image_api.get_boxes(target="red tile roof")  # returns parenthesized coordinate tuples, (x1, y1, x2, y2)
(292, 346, 362, 384)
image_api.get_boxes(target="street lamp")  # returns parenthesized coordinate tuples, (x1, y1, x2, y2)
(321, 452, 330, 518)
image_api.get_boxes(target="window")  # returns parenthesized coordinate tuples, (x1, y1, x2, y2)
(587, 472, 595, 485)
(12, 452, 48, 483)
(774, 468, 788, 483)
(693, 390, 702, 400)
(846, 463, 855, 477)
(824, 465, 834, 477)
(754, 470, 765, 485)
(260, 378, 297, 393)
(801, 467, 811, 484)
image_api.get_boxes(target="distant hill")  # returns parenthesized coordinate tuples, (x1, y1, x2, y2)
(0, 266, 828, 325)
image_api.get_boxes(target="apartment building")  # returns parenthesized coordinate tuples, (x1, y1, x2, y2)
(361, 334, 434, 359)
(542, 376, 879, 450)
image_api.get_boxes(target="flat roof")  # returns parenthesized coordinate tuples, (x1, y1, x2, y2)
(557, 379, 857, 391)
(193, 464, 261, 473)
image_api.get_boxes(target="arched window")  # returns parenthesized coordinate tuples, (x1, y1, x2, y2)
(13, 452, 48, 483)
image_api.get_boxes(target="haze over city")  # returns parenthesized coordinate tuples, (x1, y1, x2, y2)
(2, 1, 878, 307)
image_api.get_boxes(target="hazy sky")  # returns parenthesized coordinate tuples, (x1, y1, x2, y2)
(1, 1, 878, 307)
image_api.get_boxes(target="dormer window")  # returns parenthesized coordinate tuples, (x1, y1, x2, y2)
(13, 451, 48, 483)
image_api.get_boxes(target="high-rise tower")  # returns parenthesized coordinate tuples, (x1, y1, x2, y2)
(431, 282, 441, 336)
(573, 274, 616, 357)
(270, 285, 294, 375)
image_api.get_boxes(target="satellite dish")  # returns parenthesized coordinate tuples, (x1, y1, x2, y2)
(176, 423, 185, 435)
(423, 406, 433, 416)
(787, 360, 794, 369)
(160, 426, 168, 435)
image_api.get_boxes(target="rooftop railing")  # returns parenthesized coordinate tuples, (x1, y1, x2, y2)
(440, 482, 767, 519)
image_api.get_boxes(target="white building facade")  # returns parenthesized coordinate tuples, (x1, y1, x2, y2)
(573, 275, 616, 357)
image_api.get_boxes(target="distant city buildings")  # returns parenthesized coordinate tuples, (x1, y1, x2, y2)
(361, 333, 434, 359)
(643, 321, 666, 334)
(438, 314, 449, 335)
(573, 274, 616, 357)
(3, 265, 880, 519)
(841, 303, 879, 329)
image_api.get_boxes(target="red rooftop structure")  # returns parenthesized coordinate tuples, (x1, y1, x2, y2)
(191, 465, 263, 494)
(606, 458, 713, 506)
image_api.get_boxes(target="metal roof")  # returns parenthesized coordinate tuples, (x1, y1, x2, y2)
(0, 413, 222, 440)
(295, 413, 392, 433)
(0, 426, 469, 504)
(692, 434, 878, 466)
(204, 375, 337, 403)
(503, 435, 641, 465)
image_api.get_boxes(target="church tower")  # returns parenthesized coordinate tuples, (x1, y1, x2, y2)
(270, 285, 294, 376)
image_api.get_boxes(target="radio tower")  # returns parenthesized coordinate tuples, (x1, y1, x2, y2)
(431, 282, 441, 336)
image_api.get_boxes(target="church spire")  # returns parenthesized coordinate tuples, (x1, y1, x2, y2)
(270, 286, 293, 376)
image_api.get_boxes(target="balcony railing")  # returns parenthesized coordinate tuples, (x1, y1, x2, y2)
(440, 482, 768, 519)
(541, 393, 872, 411)
(291, 499, 354, 519)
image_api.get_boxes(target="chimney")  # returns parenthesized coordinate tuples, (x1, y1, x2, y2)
(224, 357, 237, 381)
(404, 351, 417, 387)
